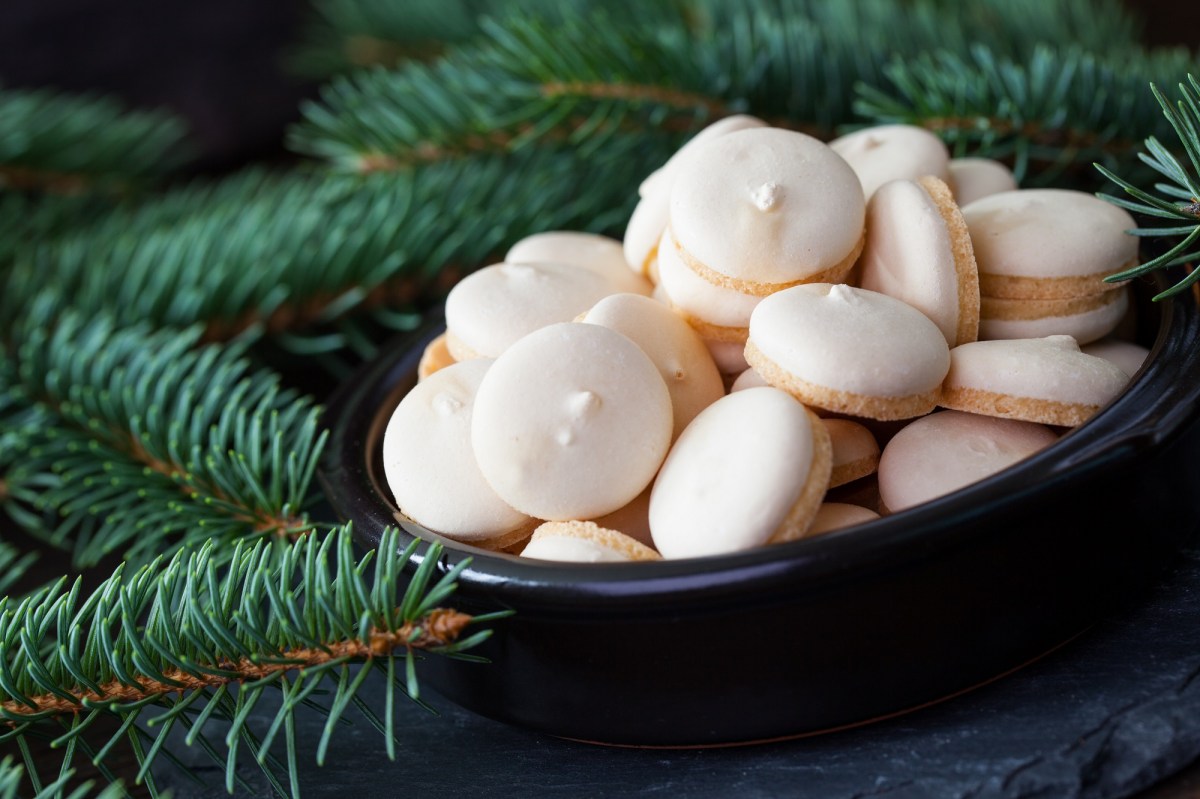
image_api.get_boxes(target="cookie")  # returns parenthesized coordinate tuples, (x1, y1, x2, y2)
(381, 359, 534, 543)
(961, 189, 1138, 299)
(656, 227, 760, 343)
(825, 419, 881, 488)
(729, 368, 769, 393)
(978, 286, 1129, 345)
(877, 410, 1057, 513)
(947, 157, 1017, 206)
(1081, 337, 1150, 378)
(940, 336, 1130, 426)
(807, 503, 881, 536)
(472, 322, 672, 520)
(507, 231, 652, 296)
(649, 387, 831, 558)
(858, 176, 980, 347)
(520, 520, 661, 563)
(705, 338, 749, 375)
(669, 128, 865, 295)
(418, 332, 455, 381)
(588, 485, 653, 548)
(444, 261, 617, 360)
(579, 292, 724, 439)
(746, 284, 951, 420)
(828, 124, 951, 200)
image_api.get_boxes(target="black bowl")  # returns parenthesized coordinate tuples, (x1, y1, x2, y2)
(318, 277, 1200, 746)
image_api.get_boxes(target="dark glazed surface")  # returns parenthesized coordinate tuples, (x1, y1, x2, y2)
(318, 278, 1200, 745)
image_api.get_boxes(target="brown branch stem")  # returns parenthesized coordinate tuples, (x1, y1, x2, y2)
(1, 608, 472, 719)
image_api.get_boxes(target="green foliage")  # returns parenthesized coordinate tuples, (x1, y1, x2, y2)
(1, 527, 494, 798)
(0, 757, 124, 799)
(2, 305, 325, 568)
(289, 0, 1148, 178)
(1097, 75, 1200, 299)
(0, 84, 188, 192)
(854, 44, 1195, 185)
(0, 542, 36, 600)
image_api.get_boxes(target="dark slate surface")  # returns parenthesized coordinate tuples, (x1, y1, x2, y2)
(158, 540, 1200, 799)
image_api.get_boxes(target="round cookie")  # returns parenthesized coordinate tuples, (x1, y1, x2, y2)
(507, 230, 652, 296)
(807, 503, 881, 536)
(656, 227, 760, 343)
(705, 338, 749, 375)
(588, 485, 653, 548)
(947, 157, 1017, 206)
(472, 322, 672, 520)
(961, 189, 1138, 299)
(649, 387, 832, 559)
(825, 419, 881, 488)
(1082, 337, 1150, 378)
(746, 284, 951, 420)
(444, 261, 617, 360)
(418, 332, 455, 381)
(878, 410, 1057, 513)
(941, 336, 1130, 427)
(858, 176, 980, 347)
(828, 124, 951, 200)
(580, 292, 724, 439)
(520, 521, 660, 563)
(730, 368, 769, 393)
(382, 359, 534, 543)
(978, 287, 1129, 345)
(626, 116, 769, 277)
(669, 128, 866, 295)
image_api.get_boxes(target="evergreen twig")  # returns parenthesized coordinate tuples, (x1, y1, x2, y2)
(0, 84, 188, 194)
(3, 304, 326, 567)
(1096, 74, 1200, 299)
(0, 527, 493, 798)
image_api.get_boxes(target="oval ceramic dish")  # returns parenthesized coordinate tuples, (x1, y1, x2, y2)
(319, 277, 1200, 747)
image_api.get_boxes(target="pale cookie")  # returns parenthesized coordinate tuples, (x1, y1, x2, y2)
(941, 336, 1130, 427)
(705, 338, 749, 375)
(859, 176, 980, 347)
(418, 332, 455, 381)
(580, 292, 724, 439)
(649, 387, 832, 559)
(730, 368, 769, 393)
(828, 124, 951, 200)
(807, 503, 881, 536)
(961, 189, 1138, 299)
(670, 128, 866, 295)
(947, 157, 1017, 206)
(978, 286, 1129, 345)
(626, 116, 768, 276)
(878, 410, 1057, 513)
(746, 284, 951, 420)
(520, 521, 661, 563)
(825, 419, 881, 488)
(1082, 338, 1150, 378)
(656, 227, 760, 343)
(472, 323, 672, 520)
(507, 230, 652, 296)
(444, 261, 617, 360)
(382, 360, 534, 542)
(588, 485, 653, 548)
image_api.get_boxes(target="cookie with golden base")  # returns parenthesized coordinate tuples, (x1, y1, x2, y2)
(507, 231, 652, 297)
(978, 286, 1129, 345)
(520, 521, 661, 563)
(1082, 337, 1150, 378)
(859, 176, 980, 347)
(828, 124, 951, 200)
(825, 419, 881, 488)
(878, 410, 1057, 513)
(656, 227, 759, 343)
(961, 189, 1138, 299)
(649, 387, 831, 559)
(669, 128, 865, 296)
(947, 157, 1017, 206)
(418, 332, 455, 381)
(746, 284, 951, 420)
(940, 336, 1130, 427)
(807, 503, 881, 536)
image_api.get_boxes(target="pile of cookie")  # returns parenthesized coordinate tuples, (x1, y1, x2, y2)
(382, 119, 1146, 563)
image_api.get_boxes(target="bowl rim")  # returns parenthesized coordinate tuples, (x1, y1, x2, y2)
(319, 275, 1200, 616)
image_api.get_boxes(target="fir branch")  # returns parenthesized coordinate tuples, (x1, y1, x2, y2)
(0, 84, 188, 194)
(3, 306, 325, 567)
(289, 0, 1146, 172)
(0, 543, 37, 601)
(1, 527, 491, 797)
(1097, 75, 1200, 300)
(0, 757, 123, 799)
(3, 143, 659, 361)
(854, 44, 1194, 185)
